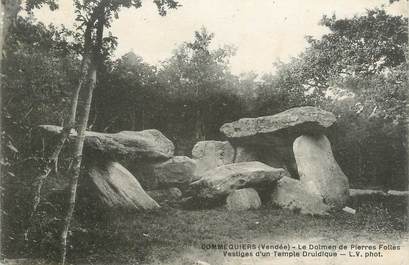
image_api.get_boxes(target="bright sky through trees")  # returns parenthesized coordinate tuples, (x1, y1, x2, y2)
(33, 0, 407, 75)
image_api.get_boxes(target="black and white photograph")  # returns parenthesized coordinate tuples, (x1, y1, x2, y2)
(0, 0, 408, 264)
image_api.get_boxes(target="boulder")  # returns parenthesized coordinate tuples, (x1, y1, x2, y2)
(271, 177, 330, 215)
(220, 106, 336, 143)
(191, 141, 262, 176)
(293, 134, 349, 207)
(192, 140, 235, 176)
(191, 140, 296, 178)
(190, 161, 289, 199)
(153, 156, 197, 188)
(226, 188, 261, 211)
(219, 107, 336, 178)
(38, 125, 174, 161)
(86, 160, 160, 210)
(192, 140, 235, 162)
(147, 187, 182, 203)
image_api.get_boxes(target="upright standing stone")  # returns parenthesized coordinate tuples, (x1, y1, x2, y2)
(86, 161, 160, 210)
(192, 141, 235, 176)
(293, 134, 349, 207)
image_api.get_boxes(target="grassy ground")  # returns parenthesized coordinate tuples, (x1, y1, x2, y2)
(65, 195, 408, 265)
(3, 195, 408, 265)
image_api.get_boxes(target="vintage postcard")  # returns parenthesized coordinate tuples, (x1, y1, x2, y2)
(0, 0, 408, 264)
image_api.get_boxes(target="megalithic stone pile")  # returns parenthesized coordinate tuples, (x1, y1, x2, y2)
(190, 106, 349, 214)
(38, 106, 349, 214)
(190, 161, 289, 200)
(38, 125, 176, 210)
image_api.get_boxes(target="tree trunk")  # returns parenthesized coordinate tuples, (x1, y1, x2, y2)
(0, 0, 21, 60)
(141, 104, 145, 130)
(23, 9, 98, 239)
(24, 7, 98, 239)
(131, 105, 136, 131)
(60, 62, 97, 265)
(0, 0, 20, 257)
(24, 49, 91, 241)
(60, 8, 105, 263)
(195, 109, 205, 141)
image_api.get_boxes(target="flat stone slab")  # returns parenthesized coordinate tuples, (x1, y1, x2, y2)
(38, 125, 174, 160)
(220, 106, 336, 144)
(190, 161, 289, 200)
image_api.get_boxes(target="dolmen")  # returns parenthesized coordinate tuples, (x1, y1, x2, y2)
(190, 106, 349, 215)
(38, 106, 350, 215)
(38, 125, 174, 160)
(38, 125, 176, 210)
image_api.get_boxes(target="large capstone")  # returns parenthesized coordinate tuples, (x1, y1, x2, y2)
(271, 177, 330, 215)
(38, 125, 174, 161)
(190, 161, 289, 200)
(220, 106, 336, 143)
(293, 134, 349, 207)
(226, 188, 262, 211)
(219, 107, 336, 178)
(85, 160, 160, 210)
